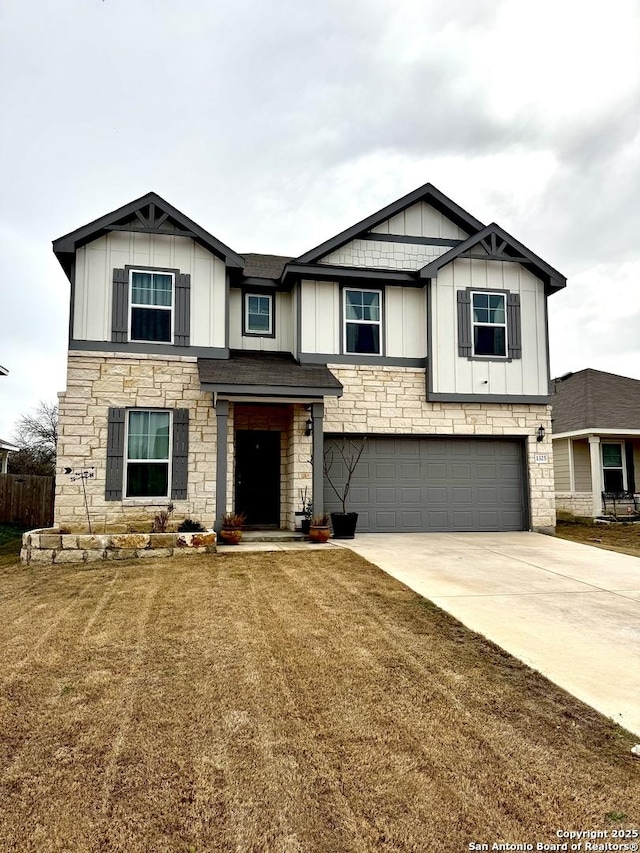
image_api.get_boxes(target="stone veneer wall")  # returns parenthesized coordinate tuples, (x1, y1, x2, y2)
(57, 354, 555, 532)
(21, 528, 216, 565)
(555, 493, 595, 518)
(323, 365, 556, 531)
(56, 353, 217, 530)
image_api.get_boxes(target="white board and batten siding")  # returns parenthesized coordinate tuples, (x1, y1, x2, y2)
(228, 290, 295, 352)
(318, 201, 468, 271)
(431, 259, 549, 397)
(300, 280, 426, 359)
(73, 232, 227, 348)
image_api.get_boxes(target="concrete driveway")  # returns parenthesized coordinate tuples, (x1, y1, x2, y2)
(336, 532, 640, 737)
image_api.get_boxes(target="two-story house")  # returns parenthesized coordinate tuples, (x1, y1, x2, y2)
(52, 183, 565, 534)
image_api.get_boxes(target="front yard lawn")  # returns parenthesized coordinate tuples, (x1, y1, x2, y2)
(555, 517, 640, 558)
(1, 549, 639, 852)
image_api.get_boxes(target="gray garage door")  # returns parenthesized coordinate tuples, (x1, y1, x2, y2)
(323, 435, 527, 532)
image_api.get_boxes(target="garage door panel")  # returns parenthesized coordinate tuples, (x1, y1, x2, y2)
(401, 486, 421, 502)
(324, 436, 525, 532)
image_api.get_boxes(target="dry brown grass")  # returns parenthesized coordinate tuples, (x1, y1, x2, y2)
(0, 546, 639, 852)
(555, 518, 640, 558)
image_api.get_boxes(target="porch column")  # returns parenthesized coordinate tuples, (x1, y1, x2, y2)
(215, 400, 229, 532)
(588, 435, 602, 517)
(311, 401, 324, 517)
(1, 452, 7, 474)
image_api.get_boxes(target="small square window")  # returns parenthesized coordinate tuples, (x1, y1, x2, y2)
(244, 293, 273, 336)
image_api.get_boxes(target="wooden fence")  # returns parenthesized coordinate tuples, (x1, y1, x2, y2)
(0, 474, 55, 528)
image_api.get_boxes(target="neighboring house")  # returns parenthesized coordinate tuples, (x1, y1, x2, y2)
(0, 439, 18, 474)
(1, 368, 16, 471)
(552, 369, 640, 518)
(52, 183, 565, 534)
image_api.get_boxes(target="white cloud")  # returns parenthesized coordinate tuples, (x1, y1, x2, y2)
(1, 0, 639, 435)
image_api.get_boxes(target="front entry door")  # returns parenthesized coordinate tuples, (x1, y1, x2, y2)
(235, 430, 281, 525)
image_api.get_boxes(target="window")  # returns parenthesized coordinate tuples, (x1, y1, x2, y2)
(602, 443, 625, 492)
(125, 410, 171, 497)
(472, 292, 506, 357)
(244, 293, 273, 335)
(344, 288, 382, 355)
(129, 271, 173, 343)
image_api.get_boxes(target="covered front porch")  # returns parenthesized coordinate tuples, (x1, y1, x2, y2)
(554, 432, 640, 518)
(198, 352, 343, 530)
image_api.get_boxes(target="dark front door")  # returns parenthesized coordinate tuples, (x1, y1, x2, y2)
(235, 430, 281, 525)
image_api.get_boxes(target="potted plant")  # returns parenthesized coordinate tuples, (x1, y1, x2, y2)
(218, 512, 246, 545)
(324, 437, 366, 539)
(295, 487, 313, 534)
(308, 514, 331, 543)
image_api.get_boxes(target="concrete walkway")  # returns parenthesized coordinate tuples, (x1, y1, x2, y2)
(334, 532, 640, 737)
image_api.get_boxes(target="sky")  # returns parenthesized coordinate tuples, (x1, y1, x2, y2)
(1, 0, 639, 440)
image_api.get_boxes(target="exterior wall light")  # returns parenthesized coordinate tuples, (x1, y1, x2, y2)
(536, 424, 545, 442)
(305, 417, 313, 437)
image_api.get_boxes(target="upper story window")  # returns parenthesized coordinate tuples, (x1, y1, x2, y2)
(244, 293, 273, 336)
(130, 271, 174, 343)
(344, 288, 382, 355)
(472, 292, 506, 357)
(125, 410, 171, 498)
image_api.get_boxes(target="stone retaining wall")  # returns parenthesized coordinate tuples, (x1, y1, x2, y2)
(21, 528, 217, 565)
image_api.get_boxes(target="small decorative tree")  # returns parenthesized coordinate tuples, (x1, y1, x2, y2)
(323, 437, 366, 538)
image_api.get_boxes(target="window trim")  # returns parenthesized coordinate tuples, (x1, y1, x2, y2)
(342, 286, 383, 356)
(471, 290, 507, 359)
(128, 268, 175, 345)
(124, 409, 173, 499)
(601, 441, 626, 492)
(243, 291, 275, 338)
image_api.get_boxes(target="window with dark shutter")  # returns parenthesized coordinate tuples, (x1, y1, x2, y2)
(111, 270, 129, 343)
(507, 292, 522, 359)
(456, 290, 472, 356)
(171, 409, 189, 499)
(105, 408, 126, 500)
(457, 289, 522, 360)
(174, 274, 191, 346)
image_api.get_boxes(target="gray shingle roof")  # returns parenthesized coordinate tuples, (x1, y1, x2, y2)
(241, 254, 292, 279)
(552, 369, 640, 433)
(198, 351, 343, 396)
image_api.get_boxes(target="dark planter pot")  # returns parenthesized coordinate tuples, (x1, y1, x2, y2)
(331, 512, 358, 539)
(301, 519, 311, 535)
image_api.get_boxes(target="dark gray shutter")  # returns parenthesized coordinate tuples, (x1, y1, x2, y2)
(105, 408, 125, 500)
(171, 409, 189, 499)
(111, 269, 129, 343)
(174, 273, 191, 347)
(507, 292, 522, 359)
(457, 290, 472, 356)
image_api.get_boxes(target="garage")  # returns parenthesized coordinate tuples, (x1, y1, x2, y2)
(323, 435, 527, 532)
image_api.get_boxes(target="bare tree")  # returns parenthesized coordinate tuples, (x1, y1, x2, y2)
(323, 436, 366, 515)
(8, 401, 58, 476)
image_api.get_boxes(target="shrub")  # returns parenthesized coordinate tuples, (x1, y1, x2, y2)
(177, 519, 206, 533)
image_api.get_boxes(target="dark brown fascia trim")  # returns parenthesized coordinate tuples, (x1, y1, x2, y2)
(53, 191, 244, 276)
(418, 223, 567, 292)
(298, 353, 426, 368)
(70, 339, 230, 358)
(427, 392, 552, 404)
(281, 263, 419, 286)
(361, 234, 463, 246)
(294, 183, 485, 264)
(200, 382, 343, 398)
